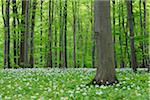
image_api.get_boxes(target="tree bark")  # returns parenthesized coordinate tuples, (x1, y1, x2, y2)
(121, 1, 130, 67)
(63, 0, 68, 68)
(40, 0, 43, 64)
(139, 0, 145, 68)
(29, 0, 37, 68)
(143, 0, 149, 71)
(59, 0, 63, 68)
(72, 0, 77, 68)
(19, 0, 25, 67)
(126, 0, 137, 72)
(12, 0, 17, 65)
(47, 0, 53, 68)
(112, 0, 117, 68)
(24, 0, 29, 66)
(92, 0, 118, 85)
(54, 0, 58, 68)
(118, 1, 124, 68)
(91, 0, 95, 68)
(2, 0, 11, 68)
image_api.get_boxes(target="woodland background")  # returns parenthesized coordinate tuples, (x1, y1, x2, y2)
(0, 0, 149, 68)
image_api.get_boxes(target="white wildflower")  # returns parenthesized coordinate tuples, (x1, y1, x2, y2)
(82, 92, 87, 96)
(96, 91, 103, 95)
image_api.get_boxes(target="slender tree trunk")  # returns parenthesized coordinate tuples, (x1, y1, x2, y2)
(47, 0, 52, 67)
(121, 2, 129, 67)
(118, 1, 124, 68)
(2, 0, 11, 68)
(92, 0, 118, 85)
(19, 0, 25, 67)
(72, 0, 77, 68)
(12, 0, 17, 65)
(54, 0, 58, 68)
(29, 0, 37, 68)
(143, 0, 149, 71)
(63, 0, 68, 68)
(40, 0, 43, 64)
(80, 21, 85, 68)
(24, 0, 29, 66)
(6, 0, 10, 68)
(139, 0, 145, 68)
(59, 0, 63, 68)
(125, 18, 131, 67)
(112, 0, 117, 68)
(91, 0, 95, 68)
(15, 1, 20, 66)
(84, 26, 88, 68)
(127, 0, 137, 72)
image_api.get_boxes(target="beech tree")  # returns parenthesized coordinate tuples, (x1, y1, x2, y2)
(40, 0, 43, 64)
(29, 0, 37, 68)
(47, 0, 53, 67)
(92, 0, 118, 85)
(72, 0, 77, 68)
(112, 0, 117, 68)
(2, 0, 11, 68)
(127, 0, 137, 72)
(12, 0, 17, 65)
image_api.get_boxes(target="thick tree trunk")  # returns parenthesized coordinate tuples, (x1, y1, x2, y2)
(127, 0, 137, 72)
(92, 0, 118, 85)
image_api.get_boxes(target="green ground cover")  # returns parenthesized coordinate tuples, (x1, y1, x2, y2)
(0, 68, 149, 100)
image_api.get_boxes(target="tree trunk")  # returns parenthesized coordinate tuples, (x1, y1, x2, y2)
(127, 0, 137, 72)
(40, 0, 43, 64)
(47, 0, 53, 68)
(112, 0, 117, 68)
(92, 0, 118, 85)
(19, 0, 25, 67)
(12, 0, 17, 65)
(139, 0, 145, 68)
(121, 2, 130, 67)
(59, 0, 63, 68)
(29, 0, 37, 68)
(63, 0, 68, 68)
(2, 0, 11, 68)
(24, 0, 29, 66)
(91, 0, 95, 68)
(143, 0, 149, 71)
(72, 0, 77, 68)
(118, 1, 124, 68)
(54, 1, 58, 68)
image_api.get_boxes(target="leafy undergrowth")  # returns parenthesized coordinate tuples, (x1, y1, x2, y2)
(0, 68, 149, 100)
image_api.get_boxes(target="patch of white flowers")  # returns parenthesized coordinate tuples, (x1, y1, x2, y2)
(96, 91, 103, 95)
(0, 68, 148, 99)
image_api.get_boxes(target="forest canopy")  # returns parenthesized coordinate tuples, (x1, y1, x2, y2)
(0, 0, 149, 69)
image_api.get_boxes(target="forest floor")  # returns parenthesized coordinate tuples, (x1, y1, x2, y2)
(0, 68, 149, 100)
